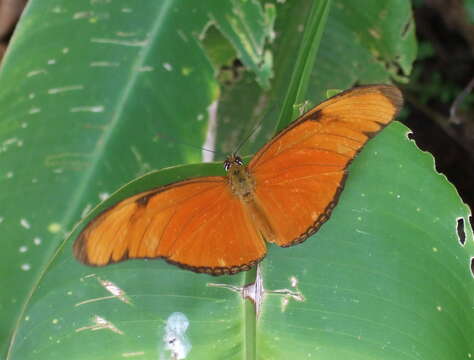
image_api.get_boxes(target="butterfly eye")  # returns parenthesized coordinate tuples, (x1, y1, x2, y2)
(235, 156, 243, 166)
(224, 160, 231, 171)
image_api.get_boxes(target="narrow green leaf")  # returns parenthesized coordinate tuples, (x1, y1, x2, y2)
(276, 0, 332, 131)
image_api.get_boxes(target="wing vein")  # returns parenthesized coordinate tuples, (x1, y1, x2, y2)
(259, 171, 345, 186)
(254, 137, 360, 169)
(168, 188, 229, 253)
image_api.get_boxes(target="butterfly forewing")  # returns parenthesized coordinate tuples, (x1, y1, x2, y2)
(249, 85, 403, 247)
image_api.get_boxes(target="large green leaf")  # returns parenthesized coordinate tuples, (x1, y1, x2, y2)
(258, 121, 474, 359)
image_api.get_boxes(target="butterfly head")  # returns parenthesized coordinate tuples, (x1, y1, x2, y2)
(224, 155, 244, 172)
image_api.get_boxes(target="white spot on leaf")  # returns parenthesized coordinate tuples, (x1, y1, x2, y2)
(70, 106, 104, 113)
(91, 38, 147, 47)
(48, 85, 84, 94)
(20, 218, 31, 229)
(163, 312, 191, 360)
(27, 69, 47, 77)
(99, 192, 110, 201)
(90, 61, 120, 67)
(137, 66, 154, 72)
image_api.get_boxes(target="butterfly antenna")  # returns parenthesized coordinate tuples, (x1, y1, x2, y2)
(233, 116, 265, 156)
(155, 132, 217, 155)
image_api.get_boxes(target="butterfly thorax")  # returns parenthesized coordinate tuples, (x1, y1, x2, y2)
(224, 155, 255, 201)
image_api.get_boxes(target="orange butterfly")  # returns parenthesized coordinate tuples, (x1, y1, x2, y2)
(73, 85, 403, 275)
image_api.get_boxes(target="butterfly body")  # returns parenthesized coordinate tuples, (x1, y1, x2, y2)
(74, 85, 403, 275)
(225, 155, 255, 201)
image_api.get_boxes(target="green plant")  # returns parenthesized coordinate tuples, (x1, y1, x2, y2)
(1, 1, 472, 359)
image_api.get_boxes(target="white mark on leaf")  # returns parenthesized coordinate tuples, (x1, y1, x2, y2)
(70, 106, 105, 113)
(91, 38, 147, 47)
(90, 61, 120, 67)
(73, 11, 93, 19)
(27, 69, 47, 77)
(48, 85, 84, 94)
(75, 315, 124, 335)
(116, 31, 137, 37)
(137, 66, 154, 72)
(99, 192, 110, 201)
(20, 218, 31, 229)
(76, 275, 132, 306)
(81, 204, 92, 219)
(163, 312, 192, 360)
(122, 352, 145, 358)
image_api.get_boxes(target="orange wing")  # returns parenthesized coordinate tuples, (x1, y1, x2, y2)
(249, 84, 403, 247)
(74, 177, 267, 275)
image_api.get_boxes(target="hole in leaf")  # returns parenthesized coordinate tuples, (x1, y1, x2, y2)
(200, 25, 245, 86)
(470, 215, 474, 239)
(457, 218, 466, 245)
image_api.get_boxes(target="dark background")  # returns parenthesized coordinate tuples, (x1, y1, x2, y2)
(1, 0, 473, 211)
